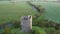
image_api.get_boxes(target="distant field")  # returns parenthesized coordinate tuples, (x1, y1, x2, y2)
(0, 1, 38, 24)
(0, 1, 60, 24)
(31, 2, 60, 23)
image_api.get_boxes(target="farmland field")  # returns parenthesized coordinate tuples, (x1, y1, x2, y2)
(0, 1, 60, 34)
(31, 1, 60, 23)
(0, 1, 38, 24)
(0, 1, 60, 24)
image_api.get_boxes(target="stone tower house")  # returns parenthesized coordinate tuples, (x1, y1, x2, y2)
(20, 15, 32, 32)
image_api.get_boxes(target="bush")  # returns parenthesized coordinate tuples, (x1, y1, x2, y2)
(13, 20, 21, 28)
(4, 26, 11, 34)
(45, 28, 55, 34)
(31, 26, 46, 34)
(55, 23, 60, 30)
(30, 29, 46, 34)
(32, 14, 45, 26)
(53, 30, 60, 34)
(31, 30, 40, 34)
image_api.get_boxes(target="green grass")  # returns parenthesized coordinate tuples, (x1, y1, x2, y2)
(10, 26, 46, 34)
(0, 2, 38, 24)
(1, 1, 60, 24)
(31, 2, 60, 23)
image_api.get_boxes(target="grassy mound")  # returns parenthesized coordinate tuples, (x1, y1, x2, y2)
(10, 26, 46, 34)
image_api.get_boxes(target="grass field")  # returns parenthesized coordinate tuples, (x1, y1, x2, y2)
(0, 1, 60, 24)
(0, 1, 38, 24)
(31, 2, 60, 23)
(0, 1, 60, 34)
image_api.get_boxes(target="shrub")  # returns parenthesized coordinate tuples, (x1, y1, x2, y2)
(53, 30, 60, 34)
(31, 30, 46, 34)
(45, 28, 55, 34)
(4, 26, 11, 34)
(31, 30, 40, 34)
(32, 14, 45, 26)
(31, 26, 46, 34)
(13, 20, 21, 28)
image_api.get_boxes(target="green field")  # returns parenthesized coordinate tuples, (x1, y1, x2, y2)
(0, 2, 38, 24)
(0, 1, 60, 24)
(0, 1, 60, 34)
(31, 2, 60, 23)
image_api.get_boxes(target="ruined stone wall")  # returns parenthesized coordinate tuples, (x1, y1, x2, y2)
(20, 15, 32, 32)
